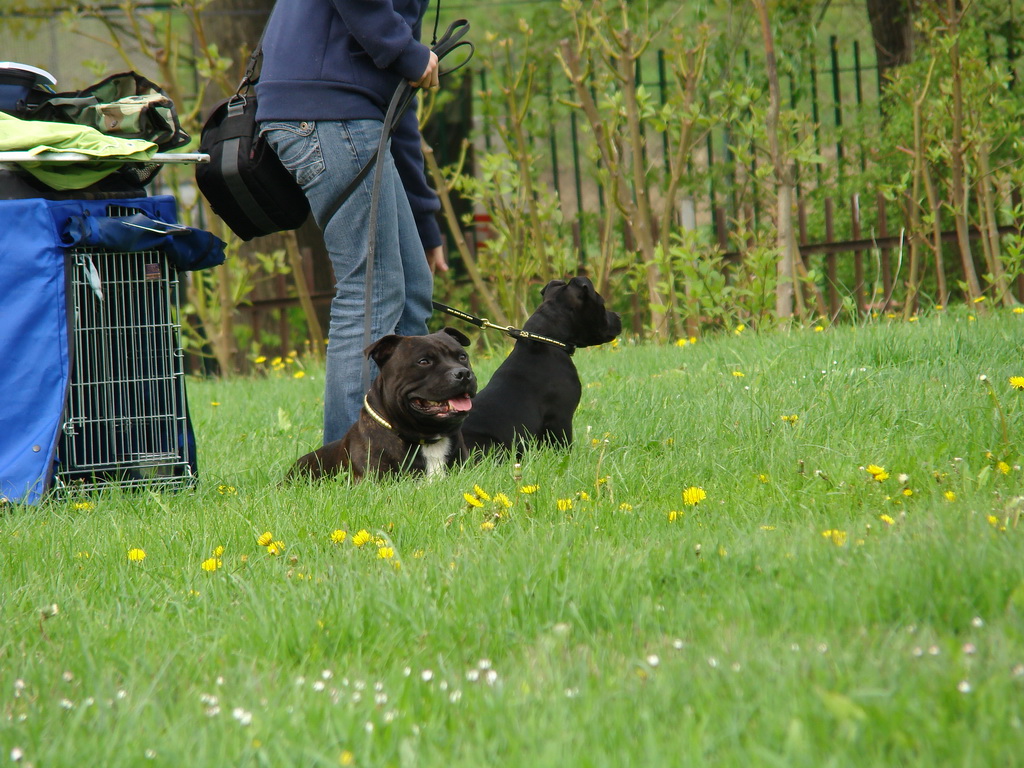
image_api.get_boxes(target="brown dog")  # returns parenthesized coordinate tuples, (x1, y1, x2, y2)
(288, 328, 476, 481)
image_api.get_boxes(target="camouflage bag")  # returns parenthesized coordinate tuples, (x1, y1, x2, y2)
(23, 71, 189, 151)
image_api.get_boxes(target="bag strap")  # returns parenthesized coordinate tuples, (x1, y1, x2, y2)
(237, 3, 276, 98)
(358, 19, 473, 394)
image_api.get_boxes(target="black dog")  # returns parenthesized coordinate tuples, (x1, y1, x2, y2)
(461, 276, 621, 455)
(288, 328, 476, 481)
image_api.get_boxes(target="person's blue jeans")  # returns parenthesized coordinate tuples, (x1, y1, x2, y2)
(260, 119, 433, 442)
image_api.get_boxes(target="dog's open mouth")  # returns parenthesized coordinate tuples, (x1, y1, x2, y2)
(410, 394, 473, 417)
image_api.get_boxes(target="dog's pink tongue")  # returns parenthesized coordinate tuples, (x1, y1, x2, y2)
(448, 395, 473, 412)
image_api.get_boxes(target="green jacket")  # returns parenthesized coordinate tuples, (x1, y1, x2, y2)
(0, 112, 156, 190)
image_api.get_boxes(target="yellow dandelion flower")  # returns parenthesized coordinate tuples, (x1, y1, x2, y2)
(266, 541, 285, 556)
(210, 401, 221, 407)
(556, 498, 574, 512)
(254, 355, 267, 364)
(127, 548, 146, 562)
(780, 414, 799, 424)
(908, 316, 919, 322)
(902, 488, 913, 497)
(473, 485, 491, 502)
(201, 557, 222, 572)
(874, 471, 889, 482)
(340, 750, 355, 766)
(880, 514, 895, 526)
(412, 549, 425, 558)
(675, 338, 688, 347)
(944, 491, 957, 502)
(352, 529, 372, 548)
(217, 484, 236, 495)
(997, 461, 1011, 475)
(757, 473, 770, 484)
(257, 531, 273, 547)
(374, 537, 387, 547)
(464, 493, 484, 508)
(689, 336, 697, 344)
(1009, 376, 1024, 391)
(377, 546, 395, 560)
(682, 486, 707, 506)
(619, 502, 633, 512)
(493, 493, 512, 509)
(213, 545, 225, 557)
(987, 515, 1000, 527)
(866, 464, 885, 476)
(814, 325, 824, 332)
(293, 371, 306, 379)
(480, 520, 496, 531)
(760, 525, 776, 531)
(73, 501, 94, 511)
(519, 484, 539, 494)
(973, 295, 987, 303)
(330, 529, 347, 545)
(1013, 307, 1024, 315)
(734, 324, 746, 335)
(822, 529, 848, 546)
(732, 371, 745, 378)
(667, 510, 683, 522)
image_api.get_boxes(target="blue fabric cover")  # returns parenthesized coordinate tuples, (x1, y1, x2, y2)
(0, 195, 201, 504)
(0, 199, 70, 504)
(60, 210, 225, 272)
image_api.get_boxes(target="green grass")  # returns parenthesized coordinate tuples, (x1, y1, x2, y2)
(3, 308, 1024, 767)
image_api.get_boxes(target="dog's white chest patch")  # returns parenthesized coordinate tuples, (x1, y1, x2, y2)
(420, 438, 452, 477)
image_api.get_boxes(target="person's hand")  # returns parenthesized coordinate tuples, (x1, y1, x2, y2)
(411, 51, 440, 90)
(426, 245, 448, 274)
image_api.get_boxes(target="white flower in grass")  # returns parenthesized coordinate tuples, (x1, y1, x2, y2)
(957, 680, 972, 694)
(231, 707, 252, 726)
(11, 747, 24, 762)
(466, 669, 480, 682)
(420, 670, 433, 682)
(449, 690, 462, 704)
(646, 654, 661, 668)
(972, 616, 984, 628)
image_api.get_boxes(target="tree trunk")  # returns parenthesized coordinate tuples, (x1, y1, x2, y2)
(752, 0, 802, 321)
(866, 0, 919, 82)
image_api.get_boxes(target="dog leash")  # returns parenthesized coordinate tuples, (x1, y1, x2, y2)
(359, 20, 475, 394)
(432, 300, 576, 355)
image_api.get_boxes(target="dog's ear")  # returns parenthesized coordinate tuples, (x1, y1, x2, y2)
(364, 334, 404, 367)
(540, 279, 567, 297)
(441, 327, 471, 347)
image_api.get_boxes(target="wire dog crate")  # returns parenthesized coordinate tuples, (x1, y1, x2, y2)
(56, 204, 195, 492)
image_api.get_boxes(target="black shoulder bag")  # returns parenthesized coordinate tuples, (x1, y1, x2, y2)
(195, 5, 309, 241)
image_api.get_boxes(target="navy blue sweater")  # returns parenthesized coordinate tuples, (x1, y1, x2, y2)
(256, 0, 441, 249)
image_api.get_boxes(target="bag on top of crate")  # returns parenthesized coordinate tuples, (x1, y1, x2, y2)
(23, 71, 189, 150)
